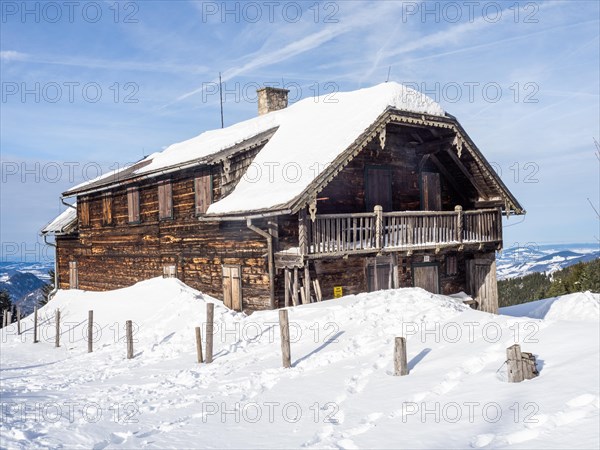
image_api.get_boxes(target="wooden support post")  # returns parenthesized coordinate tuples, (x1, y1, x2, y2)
(284, 268, 290, 307)
(298, 209, 308, 256)
(126, 320, 133, 359)
(6, 311, 12, 327)
(455, 205, 463, 243)
(304, 262, 311, 303)
(374, 205, 383, 249)
(195, 326, 204, 363)
(88, 310, 93, 353)
(17, 308, 21, 335)
(55, 309, 60, 348)
(507, 344, 524, 383)
(33, 306, 38, 344)
(312, 280, 322, 302)
(394, 337, 408, 376)
(292, 267, 299, 306)
(279, 309, 291, 368)
(2, 310, 6, 328)
(205, 303, 214, 363)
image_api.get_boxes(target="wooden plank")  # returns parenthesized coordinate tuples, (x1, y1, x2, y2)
(507, 344, 524, 383)
(222, 266, 232, 309)
(292, 267, 299, 306)
(304, 263, 311, 303)
(284, 268, 290, 307)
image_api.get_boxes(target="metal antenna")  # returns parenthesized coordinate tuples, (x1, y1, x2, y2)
(219, 72, 224, 128)
(386, 66, 392, 82)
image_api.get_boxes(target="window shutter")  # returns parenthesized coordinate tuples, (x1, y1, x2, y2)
(79, 199, 90, 227)
(158, 181, 173, 219)
(195, 174, 212, 215)
(127, 187, 140, 223)
(102, 194, 113, 225)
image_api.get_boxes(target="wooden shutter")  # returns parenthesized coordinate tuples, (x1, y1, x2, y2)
(413, 264, 440, 294)
(102, 194, 113, 225)
(158, 181, 173, 219)
(222, 265, 242, 311)
(195, 174, 212, 215)
(69, 261, 78, 289)
(79, 199, 90, 227)
(420, 172, 441, 211)
(127, 187, 140, 223)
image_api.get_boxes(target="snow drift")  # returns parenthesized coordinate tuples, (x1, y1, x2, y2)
(1, 279, 598, 449)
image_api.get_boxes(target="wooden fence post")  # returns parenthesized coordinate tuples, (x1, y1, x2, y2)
(205, 303, 214, 363)
(55, 309, 60, 348)
(279, 309, 291, 368)
(126, 320, 133, 359)
(2, 310, 6, 328)
(394, 337, 408, 376)
(6, 311, 12, 327)
(195, 326, 204, 363)
(88, 310, 93, 353)
(17, 308, 21, 335)
(33, 306, 38, 344)
(374, 205, 383, 249)
(507, 344, 524, 383)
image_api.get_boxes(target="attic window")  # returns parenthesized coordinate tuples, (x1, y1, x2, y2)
(158, 180, 173, 220)
(102, 193, 113, 225)
(195, 174, 213, 215)
(79, 198, 90, 227)
(127, 187, 140, 223)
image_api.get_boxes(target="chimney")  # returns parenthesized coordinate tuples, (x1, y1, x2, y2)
(257, 87, 289, 115)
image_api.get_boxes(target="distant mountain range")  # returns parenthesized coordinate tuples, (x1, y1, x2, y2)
(0, 261, 53, 315)
(497, 243, 600, 280)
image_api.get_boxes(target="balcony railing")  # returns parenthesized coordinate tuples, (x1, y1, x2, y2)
(300, 207, 502, 256)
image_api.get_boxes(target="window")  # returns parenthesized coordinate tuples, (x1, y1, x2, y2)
(158, 181, 173, 219)
(446, 255, 458, 276)
(102, 193, 113, 225)
(127, 187, 140, 223)
(79, 198, 90, 227)
(194, 173, 213, 215)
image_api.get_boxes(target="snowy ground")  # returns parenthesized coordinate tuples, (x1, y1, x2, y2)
(1, 279, 598, 449)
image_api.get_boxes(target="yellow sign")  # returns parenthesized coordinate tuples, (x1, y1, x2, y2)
(333, 286, 343, 298)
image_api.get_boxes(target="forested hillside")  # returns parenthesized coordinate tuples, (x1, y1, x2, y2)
(499, 258, 600, 307)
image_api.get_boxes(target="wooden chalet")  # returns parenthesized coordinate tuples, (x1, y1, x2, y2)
(42, 83, 524, 313)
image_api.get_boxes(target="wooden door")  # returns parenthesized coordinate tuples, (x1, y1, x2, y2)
(367, 263, 391, 292)
(420, 172, 441, 211)
(222, 265, 242, 311)
(466, 257, 498, 313)
(365, 167, 392, 211)
(412, 264, 439, 294)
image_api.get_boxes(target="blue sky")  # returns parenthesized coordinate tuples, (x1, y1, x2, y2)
(1, 0, 599, 262)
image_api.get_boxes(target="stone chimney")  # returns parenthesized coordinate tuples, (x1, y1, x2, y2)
(257, 87, 289, 115)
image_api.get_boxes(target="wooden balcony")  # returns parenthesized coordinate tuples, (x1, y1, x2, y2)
(298, 207, 502, 257)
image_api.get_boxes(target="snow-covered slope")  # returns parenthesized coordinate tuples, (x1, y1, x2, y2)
(497, 243, 599, 279)
(1, 279, 598, 449)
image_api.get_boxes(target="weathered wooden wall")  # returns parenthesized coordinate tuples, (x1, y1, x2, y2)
(57, 147, 273, 311)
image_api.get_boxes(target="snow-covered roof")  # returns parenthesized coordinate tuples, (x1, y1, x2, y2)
(41, 205, 77, 235)
(64, 83, 445, 212)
